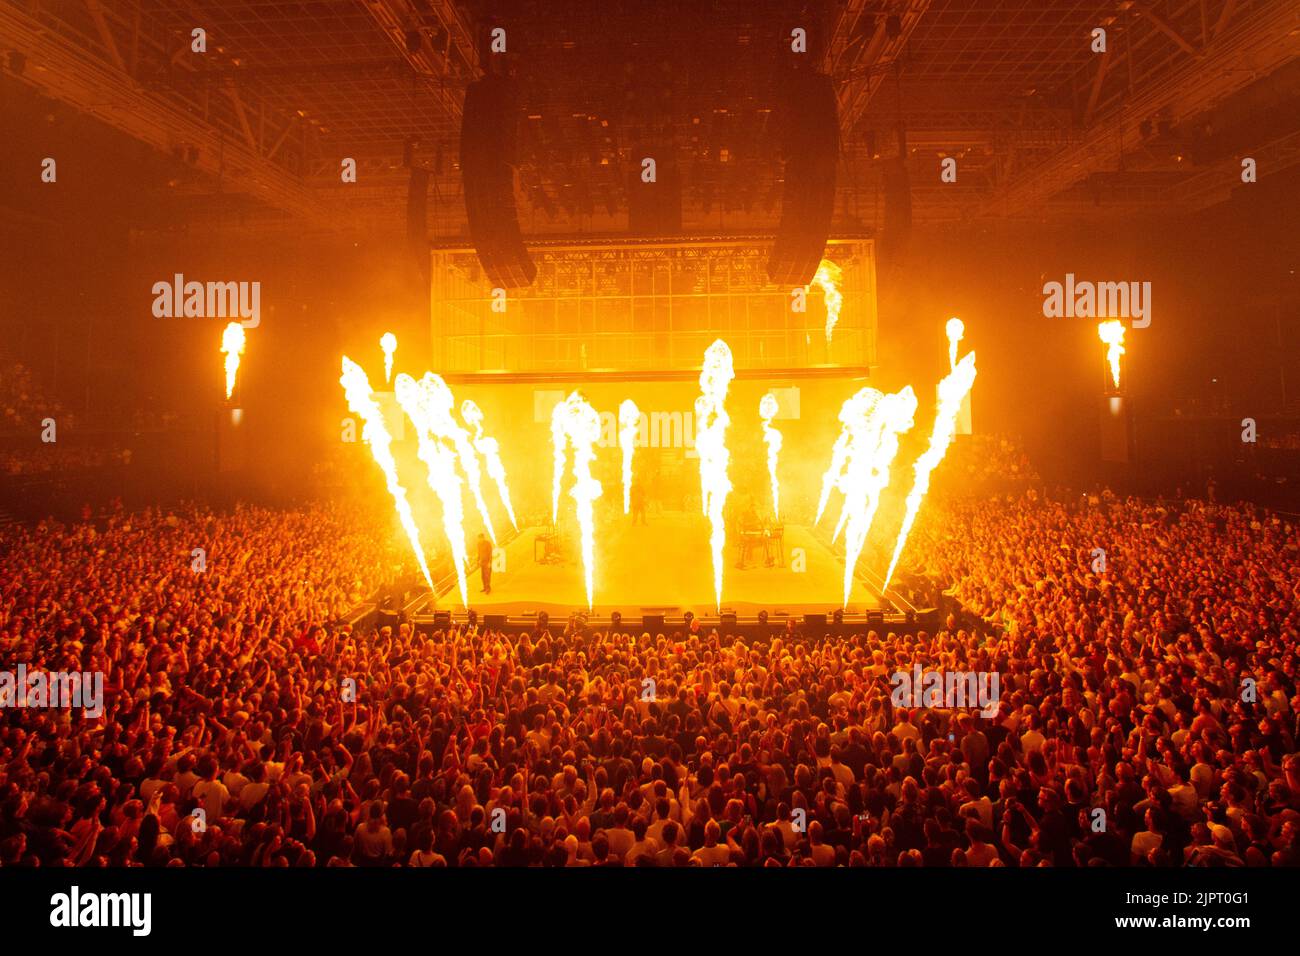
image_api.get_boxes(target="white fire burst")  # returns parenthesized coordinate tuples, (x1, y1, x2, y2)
(380, 332, 397, 383)
(618, 399, 640, 514)
(396, 374, 470, 606)
(221, 322, 246, 399)
(945, 317, 964, 371)
(696, 340, 735, 610)
(884, 351, 978, 589)
(813, 259, 844, 343)
(339, 357, 434, 590)
(759, 392, 782, 520)
(551, 392, 603, 609)
(408, 374, 496, 544)
(461, 399, 517, 530)
(821, 387, 918, 607)
(1098, 320, 1125, 390)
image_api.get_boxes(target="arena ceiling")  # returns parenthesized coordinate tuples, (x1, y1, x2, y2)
(3, 0, 1298, 236)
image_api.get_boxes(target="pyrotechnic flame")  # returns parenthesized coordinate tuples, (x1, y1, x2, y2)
(618, 399, 640, 514)
(407, 374, 496, 544)
(824, 387, 918, 607)
(945, 317, 965, 371)
(551, 392, 603, 609)
(221, 322, 246, 399)
(815, 430, 851, 526)
(380, 332, 397, 383)
(396, 374, 469, 606)
(1098, 320, 1125, 390)
(759, 392, 782, 520)
(883, 351, 979, 590)
(339, 357, 434, 591)
(696, 340, 735, 610)
(812, 259, 844, 343)
(461, 399, 517, 530)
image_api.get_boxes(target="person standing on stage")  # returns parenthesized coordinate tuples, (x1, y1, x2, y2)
(477, 533, 493, 594)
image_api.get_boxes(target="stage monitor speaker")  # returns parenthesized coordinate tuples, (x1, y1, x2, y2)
(642, 614, 666, 632)
(432, 610, 452, 628)
(461, 76, 536, 288)
(804, 613, 828, 630)
(484, 614, 507, 629)
(767, 70, 838, 287)
(866, 610, 885, 625)
(719, 612, 738, 628)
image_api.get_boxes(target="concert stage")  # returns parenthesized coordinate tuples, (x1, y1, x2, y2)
(414, 511, 895, 625)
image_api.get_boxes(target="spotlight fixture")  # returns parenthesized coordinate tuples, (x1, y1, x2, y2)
(467, 609, 478, 628)
(757, 610, 769, 625)
(610, 611, 622, 630)
(833, 608, 844, 625)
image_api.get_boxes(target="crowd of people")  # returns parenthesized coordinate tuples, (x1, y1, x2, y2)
(1, 486, 1297, 868)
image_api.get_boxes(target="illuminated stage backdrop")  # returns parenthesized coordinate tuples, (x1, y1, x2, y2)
(429, 237, 877, 376)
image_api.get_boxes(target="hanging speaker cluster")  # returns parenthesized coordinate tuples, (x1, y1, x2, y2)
(460, 75, 536, 288)
(766, 70, 839, 287)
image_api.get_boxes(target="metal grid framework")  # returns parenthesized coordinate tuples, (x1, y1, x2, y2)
(3, 0, 1297, 232)
(430, 238, 877, 374)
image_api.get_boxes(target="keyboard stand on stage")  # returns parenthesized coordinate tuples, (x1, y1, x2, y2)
(535, 528, 563, 564)
(736, 524, 784, 569)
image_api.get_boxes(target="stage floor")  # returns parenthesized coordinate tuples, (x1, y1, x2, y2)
(443, 511, 885, 616)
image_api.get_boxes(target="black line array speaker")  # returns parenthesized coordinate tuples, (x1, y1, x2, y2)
(628, 153, 682, 236)
(460, 75, 536, 288)
(406, 166, 431, 350)
(879, 155, 912, 265)
(767, 70, 839, 287)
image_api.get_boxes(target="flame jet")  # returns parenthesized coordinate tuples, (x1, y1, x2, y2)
(339, 357, 434, 590)
(759, 392, 782, 520)
(1098, 320, 1125, 390)
(946, 317, 964, 371)
(816, 388, 881, 535)
(221, 322, 246, 399)
(403, 374, 496, 543)
(696, 340, 735, 610)
(812, 259, 844, 343)
(396, 375, 470, 607)
(551, 392, 603, 609)
(826, 387, 918, 607)
(461, 399, 517, 530)
(380, 332, 397, 383)
(883, 352, 978, 590)
(618, 399, 640, 514)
